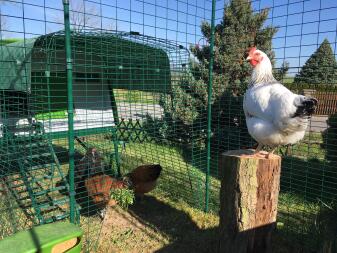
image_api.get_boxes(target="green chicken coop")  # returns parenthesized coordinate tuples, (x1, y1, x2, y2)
(0, 30, 189, 242)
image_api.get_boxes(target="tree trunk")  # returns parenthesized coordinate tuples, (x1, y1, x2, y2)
(218, 150, 281, 253)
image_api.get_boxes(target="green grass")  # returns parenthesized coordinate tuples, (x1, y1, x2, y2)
(32, 89, 159, 121)
(35, 110, 68, 120)
(67, 135, 323, 252)
(0, 132, 326, 252)
(281, 76, 294, 84)
(278, 131, 326, 160)
(114, 89, 159, 104)
(0, 39, 21, 45)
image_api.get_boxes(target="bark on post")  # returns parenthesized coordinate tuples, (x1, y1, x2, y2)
(218, 149, 281, 253)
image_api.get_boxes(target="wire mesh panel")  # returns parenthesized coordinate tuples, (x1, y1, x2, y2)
(0, 0, 212, 252)
(0, 2, 71, 238)
(0, 0, 336, 252)
(209, 0, 337, 251)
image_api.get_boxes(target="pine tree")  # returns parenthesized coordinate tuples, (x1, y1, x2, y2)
(294, 39, 337, 85)
(145, 0, 279, 150)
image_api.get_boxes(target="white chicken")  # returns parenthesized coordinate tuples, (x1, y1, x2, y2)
(243, 47, 317, 158)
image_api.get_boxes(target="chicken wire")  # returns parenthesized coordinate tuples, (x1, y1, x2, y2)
(0, 0, 336, 252)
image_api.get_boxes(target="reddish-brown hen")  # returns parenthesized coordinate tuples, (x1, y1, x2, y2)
(125, 164, 162, 197)
(84, 164, 162, 208)
(84, 174, 126, 208)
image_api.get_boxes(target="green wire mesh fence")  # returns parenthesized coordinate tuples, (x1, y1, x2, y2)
(0, 0, 336, 252)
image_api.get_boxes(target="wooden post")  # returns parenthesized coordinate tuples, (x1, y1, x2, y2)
(218, 150, 281, 253)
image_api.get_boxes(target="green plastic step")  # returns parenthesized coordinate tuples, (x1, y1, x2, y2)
(17, 195, 31, 202)
(27, 163, 55, 171)
(37, 198, 69, 212)
(3, 130, 71, 225)
(43, 213, 70, 223)
(24, 152, 53, 160)
(20, 142, 43, 149)
(33, 186, 67, 197)
(21, 196, 68, 211)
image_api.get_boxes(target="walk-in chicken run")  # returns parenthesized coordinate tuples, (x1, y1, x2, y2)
(0, 0, 336, 252)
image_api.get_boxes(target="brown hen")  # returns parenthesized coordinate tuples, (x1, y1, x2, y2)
(84, 174, 126, 209)
(125, 164, 162, 198)
(84, 164, 162, 211)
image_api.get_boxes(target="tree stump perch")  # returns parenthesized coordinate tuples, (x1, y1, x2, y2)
(218, 149, 281, 253)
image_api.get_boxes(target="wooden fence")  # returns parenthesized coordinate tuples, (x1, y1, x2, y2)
(311, 91, 337, 115)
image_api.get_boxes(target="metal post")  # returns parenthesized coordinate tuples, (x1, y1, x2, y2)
(108, 82, 121, 177)
(63, 0, 76, 223)
(205, 0, 216, 212)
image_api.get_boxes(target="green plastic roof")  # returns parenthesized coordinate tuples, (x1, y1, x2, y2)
(0, 31, 175, 93)
(0, 39, 36, 92)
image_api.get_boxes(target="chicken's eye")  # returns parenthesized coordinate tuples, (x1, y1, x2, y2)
(255, 52, 260, 56)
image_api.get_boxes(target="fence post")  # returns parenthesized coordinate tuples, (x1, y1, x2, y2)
(205, 0, 216, 212)
(63, 0, 76, 224)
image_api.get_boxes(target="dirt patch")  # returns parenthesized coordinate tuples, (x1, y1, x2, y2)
(97, 206, 169, 253)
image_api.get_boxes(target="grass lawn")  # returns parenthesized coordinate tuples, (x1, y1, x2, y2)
(114, 89, 160, 104)
(0, 132, 328, 252)
(281, 131, 326, 160)
(60, 135, 324, 252)
(35, 110, 68, 120)
(33, 89, 159, 121)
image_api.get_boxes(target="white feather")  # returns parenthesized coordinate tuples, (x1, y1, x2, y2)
(243, 50, 309, 147)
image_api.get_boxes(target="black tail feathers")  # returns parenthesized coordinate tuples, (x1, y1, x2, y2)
(293, 97, 318, 118)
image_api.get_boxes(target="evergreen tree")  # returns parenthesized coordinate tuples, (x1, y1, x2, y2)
(145, 0, 280, 150)
(294, 39, 337, 85)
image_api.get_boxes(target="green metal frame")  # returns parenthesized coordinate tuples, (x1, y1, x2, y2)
(0, 3, 191, 246)
(108, 82, 122, 177)
(1, 123, 70, 224)
(63, 0, 76, 224)
(204, 0, 216, 212)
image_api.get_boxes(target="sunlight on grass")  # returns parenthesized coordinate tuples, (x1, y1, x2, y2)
(114, 89, 159, 104)
(35, 110, 68, 120)
(0, 134, 320, 252)
(278, 132, 325, 160)
(76, 136, 322, 252)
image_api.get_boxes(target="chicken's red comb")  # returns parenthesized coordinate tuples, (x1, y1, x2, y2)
(248, 46, 257, 54)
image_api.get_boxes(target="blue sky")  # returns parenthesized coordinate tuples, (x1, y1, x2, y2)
(2, 0, 337, 74)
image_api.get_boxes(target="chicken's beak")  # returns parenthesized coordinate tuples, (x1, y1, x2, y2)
(246, 56, 252, 61)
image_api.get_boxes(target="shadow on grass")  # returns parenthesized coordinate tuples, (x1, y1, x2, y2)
(274, 211, 318, 253)
(128, 195, 218, 253)
(126, 196, 313, 253)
